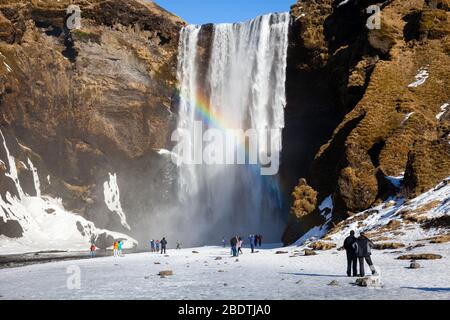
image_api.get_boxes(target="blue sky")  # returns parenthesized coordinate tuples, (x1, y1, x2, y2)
(155, 0, 294, 24)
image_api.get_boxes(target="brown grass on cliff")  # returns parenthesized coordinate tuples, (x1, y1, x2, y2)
(291, 178, 318, 219)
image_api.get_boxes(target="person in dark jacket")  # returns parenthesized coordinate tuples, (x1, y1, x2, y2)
(160, 237, 168, 254)
(249, 234, 255, 253)
(343, 231, 358, 277)
(258, 234, 262, 247)
(354, 232, 378, 276)
(230, 236, 238, 257)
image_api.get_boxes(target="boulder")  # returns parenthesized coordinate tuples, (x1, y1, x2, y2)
(373, 242, 405, 250)
(304, 249, 317, 256)
(309, 241, 336, 251)
(397, 254, 442, 260)
(409, 261, 421, 269)
(158, 270, 173, 276)
(328, 280, 339, 286)
(356, 277, 380, 287)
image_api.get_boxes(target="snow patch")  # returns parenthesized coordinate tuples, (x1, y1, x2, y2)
(295, 225, 329, 247)
(401, 112, 414, 125)
(385, 173, 404, 188)
(337, 0, 351, 7)
(319, 195, 333, 221)
(27, 158, 41, 197)
(327, 176, 450, 245)
(436, 103, 449, 120)
(103, 173, 130, 230)
(408, 67, 429, 88)
(0, 129, 25, 199)
(3, 61, 12, 73)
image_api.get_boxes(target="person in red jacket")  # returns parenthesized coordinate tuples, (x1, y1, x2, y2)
(90, 244, 96, 258)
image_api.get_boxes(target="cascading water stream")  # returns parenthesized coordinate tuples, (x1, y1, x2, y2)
(174, 13, 290, 245)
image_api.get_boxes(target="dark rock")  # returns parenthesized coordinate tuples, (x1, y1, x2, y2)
(397, 254, 442, 260)
(328, 280, 339, 286)
(0, 218, 23, 238)
(303, 249, 317, 256)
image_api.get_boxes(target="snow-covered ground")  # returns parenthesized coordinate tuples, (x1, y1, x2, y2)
(0, 243, 449, 300)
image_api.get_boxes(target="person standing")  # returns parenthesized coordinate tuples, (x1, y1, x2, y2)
(258, 234, 262, 247)
(222, 237, 226, 248)
(343, 230, 358, 277)
(90, 244, 96, 258)
(176, 241, 181, 250)
(150, 239, 155, 252)
(155, 239, 160, 252)
(118, 240, 123, 257)
(113, 240, 119, 257)
(160, 237, 168, 254)
(354, 232, 378, 277)
(249, 234, 255, 253)
(230, 236, 238, 257)
(237, 237, 243, 255)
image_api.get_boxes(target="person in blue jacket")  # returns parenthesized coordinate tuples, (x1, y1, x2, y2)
(249, 234, 255, 253)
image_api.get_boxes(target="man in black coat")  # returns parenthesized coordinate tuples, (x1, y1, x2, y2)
(230, 236, 238, 257)
(354, 232, 378, 277)
(160, 237, 168, 254)
(343, 230, 358, 277)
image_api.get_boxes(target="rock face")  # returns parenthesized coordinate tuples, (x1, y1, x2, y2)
(283, 0, 450, 244)
(0, 0, 185, 242)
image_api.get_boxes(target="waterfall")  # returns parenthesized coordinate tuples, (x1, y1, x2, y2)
(174, 13, 290, 245)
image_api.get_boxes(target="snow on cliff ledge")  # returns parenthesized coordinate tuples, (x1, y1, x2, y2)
(0, 129, 137, 255)
(297, 176, 450, 247)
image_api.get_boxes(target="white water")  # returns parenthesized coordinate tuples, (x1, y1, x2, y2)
(174, 13, 290, 245)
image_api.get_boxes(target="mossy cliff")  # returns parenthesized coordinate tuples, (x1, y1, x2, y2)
(282, 0, 450, 244)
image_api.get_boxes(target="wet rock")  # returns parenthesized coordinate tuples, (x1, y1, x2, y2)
(304, 249, 317, 256)
(397, 253, 442, 260)
(275, 251, 289, 254)
(373, 242, 405, 250)
(215, 257, 222, 260)
(409, 261, 421, 269)
(328, 280, 339, 286)
(356, 277, 381, 287)
(309, 241, 336, 251)
(192, 251, 199, 254)
(158, 270, 173, 276)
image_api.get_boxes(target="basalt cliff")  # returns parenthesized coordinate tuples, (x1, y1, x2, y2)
(282, 0, 450, 244)
(0, 0, 184, 246)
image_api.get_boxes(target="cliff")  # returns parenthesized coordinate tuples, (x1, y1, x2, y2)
(0, 0, 185, 243)
(283, 0, 450, 244)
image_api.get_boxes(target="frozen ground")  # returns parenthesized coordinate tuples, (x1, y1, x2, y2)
(0, 243, 449, 300)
